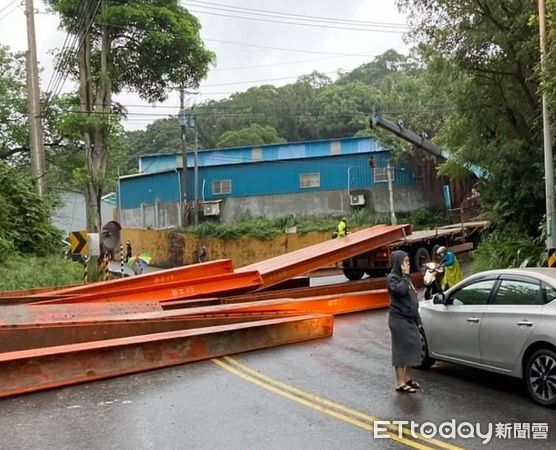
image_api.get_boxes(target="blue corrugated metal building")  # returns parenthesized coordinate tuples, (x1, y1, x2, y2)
(118, 136, 427, 228)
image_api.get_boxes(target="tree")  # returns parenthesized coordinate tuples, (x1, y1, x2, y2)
(0, 164, 61, 261)
(337, 49, 419, 87)
(47, 0, 215, 232)
(397, 0, 543, 235)
(0, 46, 30, 165)
(121, 51, 453, 169)
(313, 81, 382, 138)
(216, 124, 286, 148)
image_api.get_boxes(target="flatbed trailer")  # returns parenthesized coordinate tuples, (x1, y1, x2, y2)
(342, 220, 488, 280)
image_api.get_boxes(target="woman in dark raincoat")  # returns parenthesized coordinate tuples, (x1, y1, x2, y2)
(387, 250, 422, 393)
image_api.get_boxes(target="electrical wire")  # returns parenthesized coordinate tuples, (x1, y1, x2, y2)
(0, 0, 19, 21)
(184, 0, 408, 29)
(0, 0, 18, 16)
(185, 9, 406, 33)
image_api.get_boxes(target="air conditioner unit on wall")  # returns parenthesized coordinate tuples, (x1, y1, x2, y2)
(350, 194, 365, 206)
(203, 203, 220, 216)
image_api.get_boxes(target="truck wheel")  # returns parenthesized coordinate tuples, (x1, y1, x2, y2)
(343, 268, 365, 280)
(413, 247, 430, 272)
(366, 269, 388, 278)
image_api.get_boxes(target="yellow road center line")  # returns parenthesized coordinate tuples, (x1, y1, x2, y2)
(222, 356, 464, 450)
(212, 358, 434, 450)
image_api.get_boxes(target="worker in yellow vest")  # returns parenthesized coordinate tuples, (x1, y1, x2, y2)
(335, 217, 348, 238)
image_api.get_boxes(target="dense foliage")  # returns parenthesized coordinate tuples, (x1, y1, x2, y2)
(0, 164, 62, 262)
(0, 255, 82, 291)
(398, 0, 545, 238)
(124, 50, 451, 154)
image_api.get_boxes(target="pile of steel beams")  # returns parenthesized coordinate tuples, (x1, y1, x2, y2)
(0, 224, 410, 397)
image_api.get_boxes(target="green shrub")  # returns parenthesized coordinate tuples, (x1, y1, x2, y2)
(185, 209, 449, 239)
(0, 164, 62, 256)
(407, 209, 448, 229)
(0, 255, 83, 292)
(472, 229, 545, 272)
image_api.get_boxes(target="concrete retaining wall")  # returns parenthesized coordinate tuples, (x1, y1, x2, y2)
(119, 187, 430, 229)
(121, 228, 333, 268)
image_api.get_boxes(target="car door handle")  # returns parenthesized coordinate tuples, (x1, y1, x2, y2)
(466, 317, 480, 323)
(516, 321, 533, 327)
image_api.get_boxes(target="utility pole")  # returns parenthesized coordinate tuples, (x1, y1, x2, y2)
(538, 0, 556, 265)
(387, 162, 397, 225)
(25, 0, 46, 197)
(194, 129, 199, 226)
(178, 87, 189, 227)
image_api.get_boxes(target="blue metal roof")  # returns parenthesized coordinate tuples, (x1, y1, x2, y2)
(138, 136, 383, 173)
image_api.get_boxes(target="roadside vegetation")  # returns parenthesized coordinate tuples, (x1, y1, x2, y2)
(0, 164, 83, 291)
(472, 229, 547, 272)
(0, 256, 82, 292)
(185, 208, 449, 240)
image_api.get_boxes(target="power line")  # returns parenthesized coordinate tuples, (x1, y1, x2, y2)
(47, 0, 102, 101)
(93, 18, 384, 57)
(185, 0, 408, 29)
(59, 104, 454, 120)
(185, 7, 407, 33)
(0, 0, 18, 15)
(213, 53, 376, 72)
(46, 0, 91, 94)
(203, 37, 378, 56)
(199, 70, 340, 87)
(0, 0, 19, 21)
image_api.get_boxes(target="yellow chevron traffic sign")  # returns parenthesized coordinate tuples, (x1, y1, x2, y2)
(548, 249, 556, 268)
(70, 231, 89, 255)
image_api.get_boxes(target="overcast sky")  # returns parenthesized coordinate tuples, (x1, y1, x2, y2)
(0, 0, 410, 131)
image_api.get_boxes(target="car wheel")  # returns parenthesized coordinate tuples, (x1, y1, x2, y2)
(525, 348, 556, 407)
(414, 327, 435, 370)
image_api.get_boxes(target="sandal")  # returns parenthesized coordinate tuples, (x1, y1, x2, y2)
(406, 379, 421, 389)
(395, 384, 416, 393)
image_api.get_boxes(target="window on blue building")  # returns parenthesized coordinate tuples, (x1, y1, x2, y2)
(213, 180, 232, 195)
(300, 173, 320, 188)
(373, 167, 394, 183)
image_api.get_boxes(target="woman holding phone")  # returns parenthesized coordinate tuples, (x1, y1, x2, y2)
(387, 250, 422, 393)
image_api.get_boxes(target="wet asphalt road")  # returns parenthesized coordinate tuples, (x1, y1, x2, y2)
(0, 305, 554, 450)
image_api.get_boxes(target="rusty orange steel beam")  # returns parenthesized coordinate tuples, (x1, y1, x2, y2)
(32, 270, 263, 305)
(0, 288, 385, 330)
(237, 224, 411, 288)
(119, 288, 390, 319)
(228, 290, 389, 315)
(0, 303, 163, 327)
(0, 284, 80, 299)
(192, 289, 390, 316)
(162, 273, 423, 310)
(226, 273, 421, 304)
(0, 312, 303, 353)
(0, 294, 77, 306)
(29, 259, 235, 299)
(0, 314, 332, 398)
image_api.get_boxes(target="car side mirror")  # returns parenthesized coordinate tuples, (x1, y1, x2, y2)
(433, 293, 446, 305)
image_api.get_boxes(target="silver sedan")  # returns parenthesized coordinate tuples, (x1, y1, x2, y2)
(418, 268, 556, 407)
